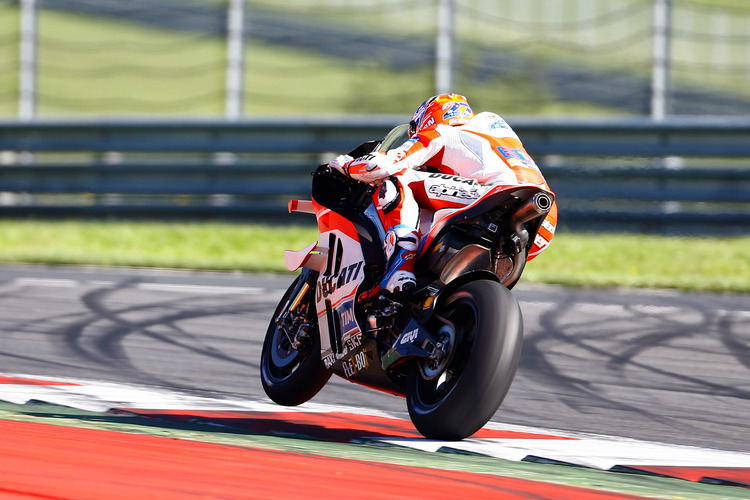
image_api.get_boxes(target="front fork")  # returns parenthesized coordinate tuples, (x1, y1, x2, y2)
(276, 269, 318, 354)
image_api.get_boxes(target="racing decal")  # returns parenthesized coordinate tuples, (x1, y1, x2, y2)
(541, 217, 556, 236)
(428, 183, 480, 200)
(341, 349, 370, 379)
(497, 146, 544, 185)
(314, 229, 366, 357)
(323, 332, 365, 375)
(441, 101, 473, 123)
(528, 206, 557, 260)
(496, 146, 536, 167)
(336, 301, 358, 337)
(488, 115, 511, 131)
(317, 229, 364, 301)
(427, 173, 476, 185)
(399, 328, 419, 345)
(533, 233, 550, 251)
(413, 173, 485, 212)
(316, 260, 363, 301)
(344, 332, 363, 351)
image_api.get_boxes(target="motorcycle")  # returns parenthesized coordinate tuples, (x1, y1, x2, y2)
(260, 124, 554, 440)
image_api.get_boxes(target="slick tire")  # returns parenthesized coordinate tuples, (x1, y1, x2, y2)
(261, 274, 331, 406)
(407, 279, 523, 440)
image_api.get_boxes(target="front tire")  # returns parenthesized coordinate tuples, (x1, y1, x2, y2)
(407, 279, 523, 440)
(261, 273, 331, 406)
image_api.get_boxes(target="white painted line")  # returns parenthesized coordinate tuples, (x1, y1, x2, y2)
(88, 280, 116, 287)
(719, 309, 750, 318)
(136, 283, 265, 295)
(11, 277, 266, 295)
(15, 278, 77, 288)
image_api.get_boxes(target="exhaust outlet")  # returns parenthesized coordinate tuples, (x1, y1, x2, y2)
(512, 192, 554, 226)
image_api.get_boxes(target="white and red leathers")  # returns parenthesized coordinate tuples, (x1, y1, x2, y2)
(336, 112, 558, 296)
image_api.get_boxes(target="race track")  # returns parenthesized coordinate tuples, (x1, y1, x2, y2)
(1, 263, 748, 454)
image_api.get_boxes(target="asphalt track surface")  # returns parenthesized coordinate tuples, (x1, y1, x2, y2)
(0, 264, 748, 454)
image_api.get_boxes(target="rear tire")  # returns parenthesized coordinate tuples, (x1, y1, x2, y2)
(261, 273, 331, 406)
(407, 279, 523, 440)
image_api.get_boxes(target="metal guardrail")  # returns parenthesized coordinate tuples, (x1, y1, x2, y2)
(1, 116, 749, 233)
(0, 117, 405, 153)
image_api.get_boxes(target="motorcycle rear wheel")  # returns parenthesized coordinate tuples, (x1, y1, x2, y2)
(261, 273, 331, 406)
(406, 279, 523, 440)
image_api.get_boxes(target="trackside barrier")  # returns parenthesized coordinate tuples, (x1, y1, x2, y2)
(1, 116, 749, 234)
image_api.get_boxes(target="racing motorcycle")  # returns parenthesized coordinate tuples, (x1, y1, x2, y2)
(260, 124, 554, 440)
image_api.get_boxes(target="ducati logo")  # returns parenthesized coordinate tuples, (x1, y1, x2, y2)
(316, 260, 364, 301)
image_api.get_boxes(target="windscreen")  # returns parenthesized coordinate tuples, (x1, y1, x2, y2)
(375, 124, 410, 153)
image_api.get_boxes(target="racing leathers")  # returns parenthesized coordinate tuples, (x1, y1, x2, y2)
(333, 111, 558, 297)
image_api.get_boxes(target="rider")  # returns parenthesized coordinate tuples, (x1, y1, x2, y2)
(330, 93, 557, 297)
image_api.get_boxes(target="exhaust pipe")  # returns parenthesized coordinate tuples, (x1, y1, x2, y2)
(512, 192, 553, 226)
(502, 191, 554, 288)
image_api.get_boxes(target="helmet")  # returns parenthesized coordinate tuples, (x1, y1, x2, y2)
(408, 93, 474, 136)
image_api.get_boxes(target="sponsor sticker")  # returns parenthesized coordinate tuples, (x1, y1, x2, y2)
(400, 328, 419, 345)
(344, 332, 363, 351)
(441, 102, 473, 123)
(428, 183, 479, 200)
(497, 146, 536, 167)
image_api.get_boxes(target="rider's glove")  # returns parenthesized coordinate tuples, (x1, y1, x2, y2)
(328, 154, 353, 176)
(347, 152, 406, 185)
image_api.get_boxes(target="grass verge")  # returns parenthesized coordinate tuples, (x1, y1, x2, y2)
(0, 3, 626, 116)
(0, 220, 747, 294)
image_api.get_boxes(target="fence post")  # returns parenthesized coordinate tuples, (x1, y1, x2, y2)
(435, 0, 454, 94)
(225, 0, 246, 120)
(651, 0, 671, 120)
(18, 0, 37, 120)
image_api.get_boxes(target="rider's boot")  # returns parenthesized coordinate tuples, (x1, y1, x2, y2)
(360, 225, 418, 301)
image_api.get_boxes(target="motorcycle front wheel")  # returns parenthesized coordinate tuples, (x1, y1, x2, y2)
(406, 279, 523, 440)
(260, 272, 331, 406)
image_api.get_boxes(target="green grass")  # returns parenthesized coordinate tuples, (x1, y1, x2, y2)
(523, 231, 750, 293)
(0, 220, 747, 294)
(0, 3, 629, 116)
(0, 5, 434, 115)
(0, 220, 317, 272)
(3, 1, 749, 117)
